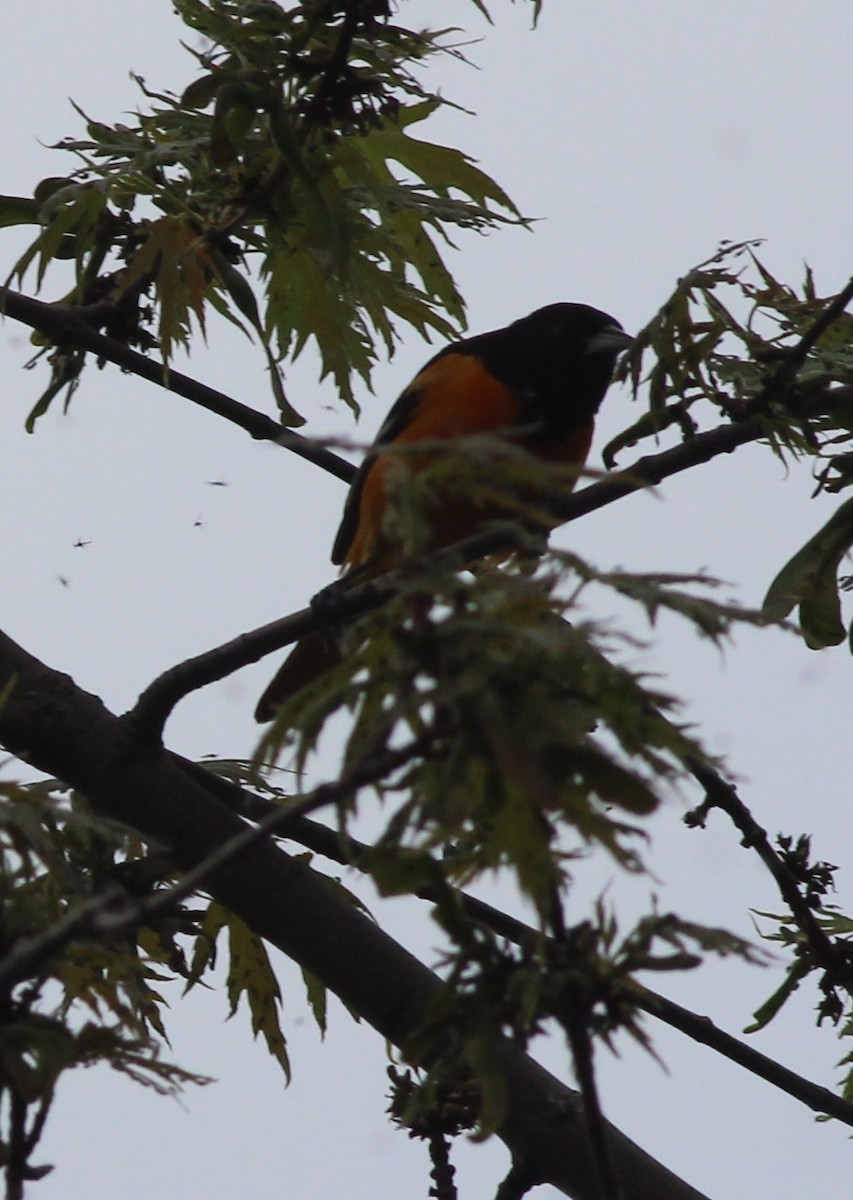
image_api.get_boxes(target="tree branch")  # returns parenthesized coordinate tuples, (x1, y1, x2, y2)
(127, 413, 770, 740)
(126, 601, 324, 742)
(634, 984, 853, 1127)
(773, 274, 853, 381)
(0, 286, 356, 483)
(0, 735, 431, 992)
(23, 740, 851, 1142)
(0, 627, 710, 1200)
(171, 758, 853, 1129)
(685, 763, 853, 988)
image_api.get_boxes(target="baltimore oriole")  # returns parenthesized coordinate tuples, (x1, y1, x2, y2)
(255, 302, 631, 721)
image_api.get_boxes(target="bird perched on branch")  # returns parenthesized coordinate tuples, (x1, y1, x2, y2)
(255, 302, 632, 721)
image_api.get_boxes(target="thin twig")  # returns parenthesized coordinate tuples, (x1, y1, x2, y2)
(306, 3, 366, 121)
(0, 884, 129, 992)
(125, 602, 327, 742)
(633, 985, 853, 1125)
(684, 760, 853, 987)
(557, 998, 624, 1200)
(7, 1094, 27, 1200)
(778, 274, 853, 378)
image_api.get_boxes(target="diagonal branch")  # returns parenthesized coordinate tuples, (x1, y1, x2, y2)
(170, 759, 853, 1129)
(24, 740, 851, 1143)
(0, 734, 433, 993)
(127, 413, 769, 740)
(634, 985, 853, 1126)
(0, 625, 711, 1200)
(685, 763, 853, 988)
(0, 286, 356, 483)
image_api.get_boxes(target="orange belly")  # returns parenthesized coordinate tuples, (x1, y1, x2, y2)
(342, 354, 594, 574)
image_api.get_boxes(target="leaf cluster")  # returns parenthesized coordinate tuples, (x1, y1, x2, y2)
(0, 772, 306, 1182)
(4, 0, 523, 426)
(734, 829, 853, 1111)
(400, 899, 761, 1139)
(603, 244, 853, 653)
(611, 242, 853, 458)
(0, 781, 202, 1180)
(258, 447, 769, 929)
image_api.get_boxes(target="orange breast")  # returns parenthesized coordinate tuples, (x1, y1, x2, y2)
(341, 353, 594, 574)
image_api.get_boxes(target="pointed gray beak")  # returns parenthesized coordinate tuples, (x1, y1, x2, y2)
(587, 324, 634, 356)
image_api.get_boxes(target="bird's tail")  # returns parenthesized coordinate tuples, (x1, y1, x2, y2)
(254, 630, 344, 722)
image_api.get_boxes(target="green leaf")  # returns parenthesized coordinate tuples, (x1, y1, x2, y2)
(301, 968, 328, 1038)
(264, 240, 375, 407)
(222, 905, 290, 1079)
(362, 106, 520, 216)
(744, 958, 810, 1032)
(25, 349, 85, 432)
(213, 252, 306, 426)
(363, 845, 447, 898)
(211, 81, 258, 165)
(464, 1032, 508, 1139)
(182, 70, 223, 111)
(466, 0, 494, 21)
(119, 215, 211, 360)
(570, 745, 658, 816)
(269, 97, 312, 179)
(762, 496, 853, 648)
(0, 194, 40, 228)
(602, 403, 693, 468)
(0, 1016, 76, 1100)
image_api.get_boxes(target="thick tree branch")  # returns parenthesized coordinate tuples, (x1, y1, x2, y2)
(0, 735, 432, 993)
(0, 286, 355, 484)
(12, 732, 848, 1134)
(0, 627, 710, 1200)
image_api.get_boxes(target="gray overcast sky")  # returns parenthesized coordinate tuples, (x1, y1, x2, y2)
(2, 3, 853, 1198)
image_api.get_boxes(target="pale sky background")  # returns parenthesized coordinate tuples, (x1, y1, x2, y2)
(1, 3, 853, 1198)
